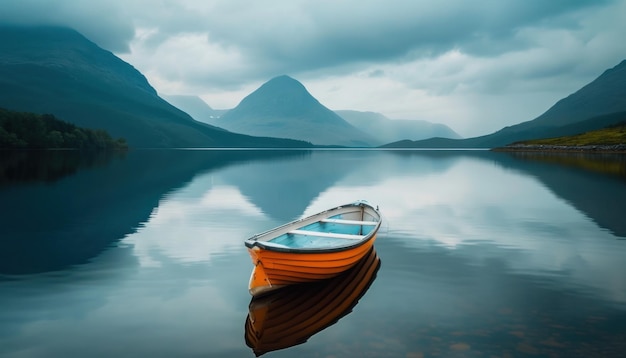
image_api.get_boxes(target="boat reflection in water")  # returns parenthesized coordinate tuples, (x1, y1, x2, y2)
(244, 247, 381, 356)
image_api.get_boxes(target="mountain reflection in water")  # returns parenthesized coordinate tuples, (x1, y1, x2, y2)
(0, 149, 311, 275)
(505, 151, 626, 179)
(494, 150, 626, 237)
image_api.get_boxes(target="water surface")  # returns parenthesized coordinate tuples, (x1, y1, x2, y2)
(1, 149, 625, 357)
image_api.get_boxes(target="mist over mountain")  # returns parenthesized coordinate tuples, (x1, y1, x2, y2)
(162, 95, 228, 124)
(383, 59, 626, 148)
(215, 75, 378, 147)
(0, 26, 310, 148)
(336, 110, 462, 143)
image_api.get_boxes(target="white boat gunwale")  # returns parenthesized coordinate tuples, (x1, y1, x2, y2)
(244, 201, 382, 253)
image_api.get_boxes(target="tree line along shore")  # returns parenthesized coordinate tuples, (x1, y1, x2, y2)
(0, 108, 127, 151)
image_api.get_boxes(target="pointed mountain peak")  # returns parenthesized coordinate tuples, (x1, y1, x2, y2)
(267, 74, 299, 83)
(216, 75, 378, 146)
(255, 75, 309, 96)
(229, 75, 320, 117)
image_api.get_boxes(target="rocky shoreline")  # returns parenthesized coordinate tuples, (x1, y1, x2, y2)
(492, 144, 626, 153)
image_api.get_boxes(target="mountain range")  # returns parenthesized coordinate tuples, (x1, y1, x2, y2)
(164, 94, 462, 145)
(0, 26, 310, 148)
(1, 25, 624, 149)
(335, 110, 462, 143)
(384, 59, 626, 148)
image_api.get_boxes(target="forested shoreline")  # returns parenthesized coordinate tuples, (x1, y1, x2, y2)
(0, 108, 128, 151)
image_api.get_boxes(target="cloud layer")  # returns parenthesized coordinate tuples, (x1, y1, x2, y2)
(1, 0, 625, 136)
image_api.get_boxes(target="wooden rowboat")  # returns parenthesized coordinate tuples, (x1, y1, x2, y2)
(244, 200, 382, 297)
(245, 247, 381, 356)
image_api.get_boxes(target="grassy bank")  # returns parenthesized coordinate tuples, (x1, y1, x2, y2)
(494, 121, 626, 152)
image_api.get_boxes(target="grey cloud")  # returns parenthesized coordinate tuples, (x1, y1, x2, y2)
(197, 0, 612, 74)
(0, 0, 135, 52)
(0, 0, 618, 81)
(368, 69, 386, 78)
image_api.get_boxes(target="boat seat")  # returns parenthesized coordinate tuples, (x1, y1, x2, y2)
(288, 230, 364, 240)
(321, 218, 378, 226)
(259, 241, 291, 249)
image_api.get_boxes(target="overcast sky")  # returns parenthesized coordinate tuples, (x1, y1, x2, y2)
(1, 0, 625, 137)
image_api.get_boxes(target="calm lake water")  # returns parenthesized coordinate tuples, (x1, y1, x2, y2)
(1, 149, 626, 357)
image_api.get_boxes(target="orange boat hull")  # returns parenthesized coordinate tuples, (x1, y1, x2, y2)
(247, 233, 377, 296)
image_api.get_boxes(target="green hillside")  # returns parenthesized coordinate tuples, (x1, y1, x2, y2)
(515, 121, 626, 146)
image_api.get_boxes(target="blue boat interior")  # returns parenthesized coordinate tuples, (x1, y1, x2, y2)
(267, 214, 377, 249)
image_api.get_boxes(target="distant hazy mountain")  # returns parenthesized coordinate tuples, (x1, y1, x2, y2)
(0, 26, 309, 148)
(336, 110, 462, 143)
(384, 59, 626, 148)
(162, 94, 229, 124)
(215, 75, 378, 146)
